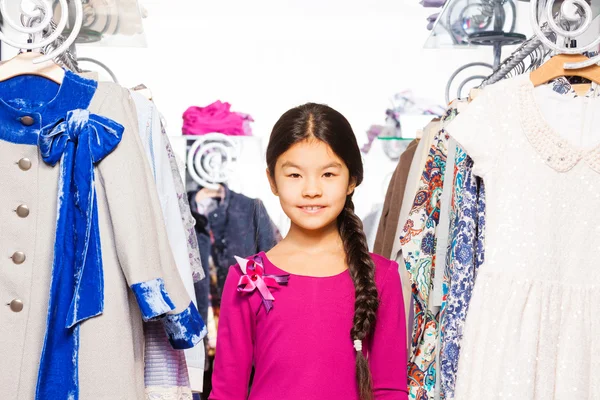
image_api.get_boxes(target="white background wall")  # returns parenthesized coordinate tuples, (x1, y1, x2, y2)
(76, 0, 531, 139)
(81, 0, 533, 228)
(1, 1, 598, 234)
(3, 0, 537, 231)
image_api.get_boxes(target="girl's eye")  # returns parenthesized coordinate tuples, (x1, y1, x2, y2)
(323, 172, 335, 178)
(288, 173, 301, 178)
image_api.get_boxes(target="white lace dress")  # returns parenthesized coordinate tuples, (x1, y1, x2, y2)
(446, 74, 600, 400)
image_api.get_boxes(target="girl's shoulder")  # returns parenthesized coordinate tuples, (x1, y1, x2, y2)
(227, 252, 273, 274)
(227, 252, 399, 288)
(369, 253, 399, 291)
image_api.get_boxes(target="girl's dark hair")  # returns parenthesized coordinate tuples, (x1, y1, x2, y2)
(266, 103, 379, 400)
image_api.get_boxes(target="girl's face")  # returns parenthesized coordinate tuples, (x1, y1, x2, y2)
(268, 138, 356, 232)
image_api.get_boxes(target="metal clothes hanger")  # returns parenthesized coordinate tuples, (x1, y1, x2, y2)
(529, 0, 600, 87)
(479, 22, 554, 87)
(0, 0, 83, 84)
(480, 0, 599, 88)
(78, 57, 119, 83)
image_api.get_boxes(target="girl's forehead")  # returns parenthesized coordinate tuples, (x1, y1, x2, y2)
(279, 139, 341, 163)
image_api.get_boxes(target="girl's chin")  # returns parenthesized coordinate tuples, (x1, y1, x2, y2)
(288, 217, 339, 232)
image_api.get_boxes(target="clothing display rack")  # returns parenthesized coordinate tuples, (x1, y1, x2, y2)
(377, 1, 600, 399)
(481, 0, 598, 87)
(2, 0, 600, 399)
(0, 0, 83, 63)
(4, 1, 121, 83)
(0, 2, 208, 400)
(480, 22, 554, 87)
(440, 0, 526, 102)
(445, 0, 600, 100)
(186, 133, 241, 190)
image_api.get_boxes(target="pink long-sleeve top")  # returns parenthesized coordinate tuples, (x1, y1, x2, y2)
(210, 251, 408, 400)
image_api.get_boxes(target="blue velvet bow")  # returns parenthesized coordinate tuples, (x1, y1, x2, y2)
(36, 109, 124, 400)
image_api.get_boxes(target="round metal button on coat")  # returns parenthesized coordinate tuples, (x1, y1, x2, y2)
(16, 204, 30, 218)
(20, 116, 35, 126)
(10, 299, 23, 312)
(18, 158, 32, 171)
(11, 252, 26, 264)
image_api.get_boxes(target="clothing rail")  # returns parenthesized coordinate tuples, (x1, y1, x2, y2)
(480, 0, 599, 87)
(78, 57, 119, 83)
(479, 22, 554, 87)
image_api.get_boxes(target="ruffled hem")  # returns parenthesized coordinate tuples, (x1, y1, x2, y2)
(145, 386, 193, 400)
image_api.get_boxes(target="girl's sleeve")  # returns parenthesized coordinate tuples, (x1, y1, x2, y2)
(210, 266, 255, 400)
(369, 260, 409, 400)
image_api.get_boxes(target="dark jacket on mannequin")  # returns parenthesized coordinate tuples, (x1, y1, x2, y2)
(189, 184, 278, 307)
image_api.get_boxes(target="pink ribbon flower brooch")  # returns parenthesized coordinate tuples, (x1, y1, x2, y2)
(234, 255, 289, 313)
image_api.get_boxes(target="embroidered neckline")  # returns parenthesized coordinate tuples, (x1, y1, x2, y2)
(518, 79, 600, 173)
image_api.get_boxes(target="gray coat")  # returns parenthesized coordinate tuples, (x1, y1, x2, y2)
(0, 79, 193, 399)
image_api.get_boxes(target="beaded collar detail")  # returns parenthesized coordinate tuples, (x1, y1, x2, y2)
(519, 81, 600, 173)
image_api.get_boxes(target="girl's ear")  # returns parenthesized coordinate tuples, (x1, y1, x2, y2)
(267, 168, 278, 196)
(347, 177, 357, 196)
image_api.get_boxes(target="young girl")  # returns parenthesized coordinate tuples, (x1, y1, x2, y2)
(210, 103, 408, 400)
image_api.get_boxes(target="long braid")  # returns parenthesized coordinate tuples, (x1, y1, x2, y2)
(266, 102, 380, 398)
(338, 195, 379, 400)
